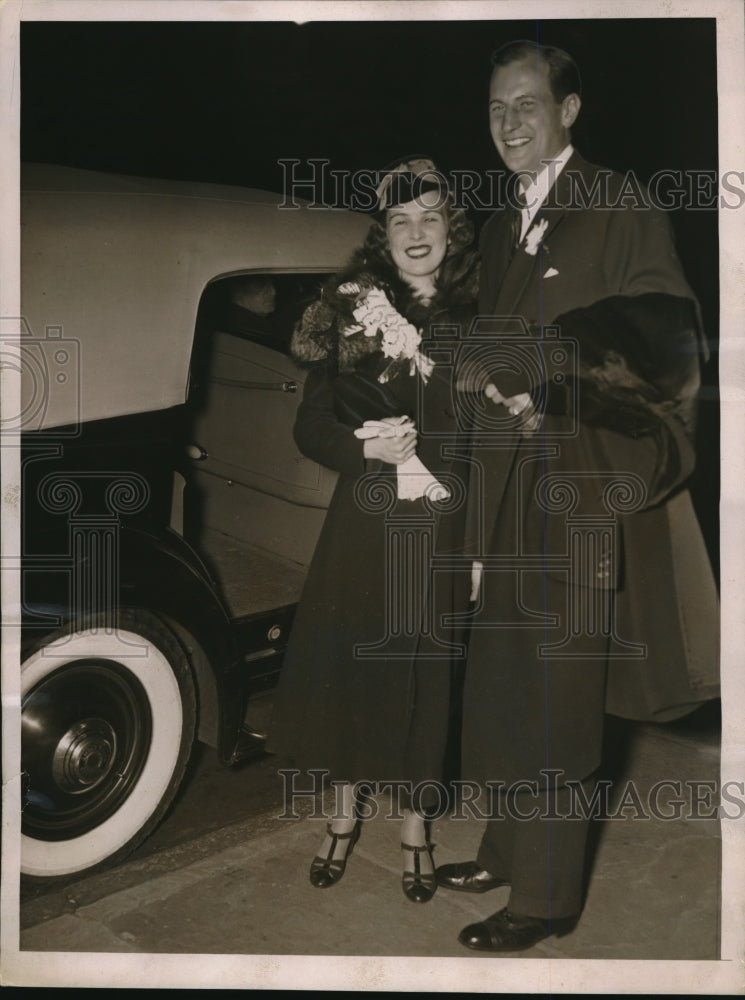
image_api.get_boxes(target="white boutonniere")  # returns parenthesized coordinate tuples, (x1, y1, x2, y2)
(524, 218, 549, 256)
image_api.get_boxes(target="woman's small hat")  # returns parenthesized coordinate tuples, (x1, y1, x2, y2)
(374, 155, 449, 212)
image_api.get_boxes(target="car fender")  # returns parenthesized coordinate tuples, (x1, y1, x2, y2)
(22, 524, 245, 758)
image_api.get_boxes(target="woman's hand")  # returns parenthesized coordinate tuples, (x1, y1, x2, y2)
(355, 415, 418, 464)
(363, 430, 418, 465)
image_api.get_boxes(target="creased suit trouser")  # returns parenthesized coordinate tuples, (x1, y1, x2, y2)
(464, 570, 609, 919)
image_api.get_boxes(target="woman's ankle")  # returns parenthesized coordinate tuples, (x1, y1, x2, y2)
(401, 809, 428, 848)
(327, 817, 357, 834)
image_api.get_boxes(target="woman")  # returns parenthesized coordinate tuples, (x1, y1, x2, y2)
(269, 157, 478, 903)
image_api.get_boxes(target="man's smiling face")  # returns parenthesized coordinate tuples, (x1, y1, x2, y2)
(488, 55, 578, 178)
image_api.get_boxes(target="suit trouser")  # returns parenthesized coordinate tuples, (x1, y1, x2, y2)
(463, 568, 611, 920)
(476, 775, 598, 919)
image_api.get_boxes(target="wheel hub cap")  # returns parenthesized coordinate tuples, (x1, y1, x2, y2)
(51, 718, 118, 793)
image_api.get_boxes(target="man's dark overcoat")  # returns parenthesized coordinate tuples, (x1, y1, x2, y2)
(459, 152, 719, 791)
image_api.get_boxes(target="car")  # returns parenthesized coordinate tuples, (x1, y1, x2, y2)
(14, 162, 370, 880)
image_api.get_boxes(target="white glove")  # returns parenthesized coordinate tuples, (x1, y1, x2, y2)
(470, 560, 484, 601)
(396, 455, 450, 502)
(354, 417, 449, 502)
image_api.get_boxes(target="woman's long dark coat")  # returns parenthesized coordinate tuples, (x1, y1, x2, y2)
(269, 285, 474, 791)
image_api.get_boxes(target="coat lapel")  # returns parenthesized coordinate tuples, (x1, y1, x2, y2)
(486, 153, 592, 316)
(466, 155, 588, 554)
(494, 204, 568, 316)
(478, 212, 513, 315)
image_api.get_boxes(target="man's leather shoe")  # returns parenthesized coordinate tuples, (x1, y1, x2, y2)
(435, 860, 509, 893)
(458, 907, 576, 953)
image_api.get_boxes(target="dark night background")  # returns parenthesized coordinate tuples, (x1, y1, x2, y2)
(19, 16, 720, 570)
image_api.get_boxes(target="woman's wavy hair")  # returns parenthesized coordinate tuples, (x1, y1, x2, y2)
(358, 194, 478, 298)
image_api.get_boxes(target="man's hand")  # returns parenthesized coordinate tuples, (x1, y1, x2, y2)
(484, 383, 530, 409)
(485, 383, 542, 434)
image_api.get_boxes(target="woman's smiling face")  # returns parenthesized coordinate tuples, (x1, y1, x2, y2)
(385, 190, 449, 294)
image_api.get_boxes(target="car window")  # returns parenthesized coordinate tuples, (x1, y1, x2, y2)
(197, 273, 328, 357)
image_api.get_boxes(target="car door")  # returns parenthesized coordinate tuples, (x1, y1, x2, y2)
(185, 273, 338, 616)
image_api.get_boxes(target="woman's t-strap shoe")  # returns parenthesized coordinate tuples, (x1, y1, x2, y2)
(401, 842, 436, 903)
(309, 823, 360, 888)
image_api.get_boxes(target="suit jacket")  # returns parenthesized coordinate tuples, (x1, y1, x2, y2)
(462, 151, 719, 721)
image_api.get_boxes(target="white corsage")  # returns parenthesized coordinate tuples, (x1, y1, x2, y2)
(354, 416, 450, 502)
(339, 283, 433, 384)
(524, 218, 549, 256)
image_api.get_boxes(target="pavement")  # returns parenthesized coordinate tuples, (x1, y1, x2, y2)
(4, 698, 744, 993)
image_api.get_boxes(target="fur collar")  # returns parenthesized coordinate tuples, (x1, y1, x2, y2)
(291, 248, 479, 373)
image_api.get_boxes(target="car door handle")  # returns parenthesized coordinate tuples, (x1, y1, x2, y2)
(210, 377, 297, 393)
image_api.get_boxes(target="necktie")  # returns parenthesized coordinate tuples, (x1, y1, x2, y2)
(509, 187, 527, 257)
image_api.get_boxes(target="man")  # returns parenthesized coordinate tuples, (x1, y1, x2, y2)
(219, 275, 281, 346)
(436, 40, 719, 953)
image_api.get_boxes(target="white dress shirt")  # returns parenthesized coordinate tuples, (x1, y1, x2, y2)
(517, 143, 574, 242)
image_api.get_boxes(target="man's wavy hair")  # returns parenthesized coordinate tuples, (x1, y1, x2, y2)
(359, 194, 477, 297)
(491, 40, 582, 103)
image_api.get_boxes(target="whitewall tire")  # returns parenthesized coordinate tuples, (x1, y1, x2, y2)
(21, 610, 196, 880)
